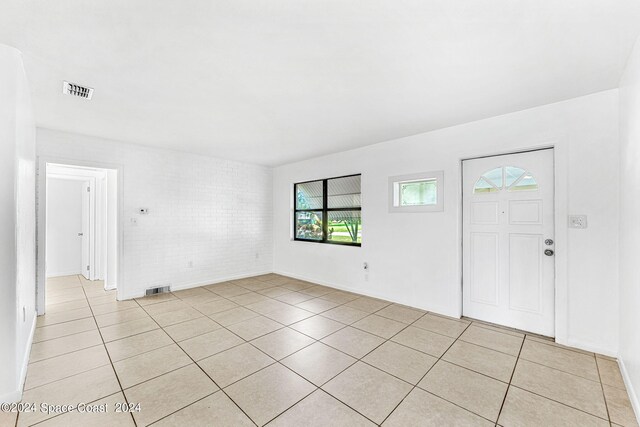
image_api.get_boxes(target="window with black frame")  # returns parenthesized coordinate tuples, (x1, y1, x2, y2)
(294, 174, 361, 246)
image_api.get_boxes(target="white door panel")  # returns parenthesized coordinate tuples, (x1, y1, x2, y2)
(463, 149, 555, 336)
(469, 232, 499, 305)
(508, 233, 542, 312)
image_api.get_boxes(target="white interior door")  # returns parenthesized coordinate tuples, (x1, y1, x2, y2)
(81, 180, 90, 280)
(462, 149, 555, 336)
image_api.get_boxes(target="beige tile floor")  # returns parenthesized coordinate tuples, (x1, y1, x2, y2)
(5, 274, 638, 426)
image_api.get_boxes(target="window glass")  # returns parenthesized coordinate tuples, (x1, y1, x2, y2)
(474, 166, 538, 194)
(473, 177, 499, 193)
(482, 167, 503, 189)
(328, 175, 361, 208)
(294, 174, 361, 245)
(400, 180, 437, 206)
(327, 211, 362, 244)
(389, 171, 444, 212)
(505, 166, 526, 188)
(509, 173, 538, 191)
(295, 181, 323, 210)
(295, 211, 323, 241)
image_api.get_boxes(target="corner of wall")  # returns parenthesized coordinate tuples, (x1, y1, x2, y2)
(0, 313, 35, 403)
(619, 358, 640, 422)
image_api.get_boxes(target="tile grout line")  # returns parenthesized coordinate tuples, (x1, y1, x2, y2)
(171, 278, 381, 425)
(310, 312, 430, 426)
(502, 336, 613, 423)
(20, 276, 138, 427)
(245, 305, 407, 425)
(525, 333, 597, 357)
(30, 274, 624, 426)
(494, 332, 526, 425)
(178, 277, 564, 425)
(79, 277, 138, 427)
(145, 391, 220, 426)
(132, 297, 260, 427)
(33, 313, 95, 329)
(176, 279, 480, 425)
(174, 285, 327, 426)
(516, 354, 607, 385)
(27, 391, 129, 427)
(504, 384, 612, 423)
(377, 321, 475, 426)
(136, 278, 632, 424)
(254, 303, 468, 425)
(594, 355, 613, 425)
(16, 273, 78, 427)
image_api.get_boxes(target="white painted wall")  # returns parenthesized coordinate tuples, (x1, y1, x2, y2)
(0, 44, 36, 402)
(274, 89, 620, 356)
(618, 34, 640, 419)
(46, 178, 83, 277)
(37, 128, 273, 299)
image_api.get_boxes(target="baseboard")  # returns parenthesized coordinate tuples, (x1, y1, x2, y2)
(563, 338, 618, 358)
(119, 270, 274, 300)
(1, 313, 36, 403)
(0, 389, 21, 404)
(46, 270, 82, 278)
(619, 358, 640, 423)
(18, 313, 37, 397)
(273, 269, 459, 319)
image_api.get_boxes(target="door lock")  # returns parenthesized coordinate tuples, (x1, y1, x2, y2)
(544, 249, 554, 256)
(78, 233, 84, 236)
(545, 239, 554, 246)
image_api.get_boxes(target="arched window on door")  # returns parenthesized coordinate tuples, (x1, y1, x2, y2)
(473, 166, 538, 194)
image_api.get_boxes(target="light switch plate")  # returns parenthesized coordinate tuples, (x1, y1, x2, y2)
(568, 215, 587, 229)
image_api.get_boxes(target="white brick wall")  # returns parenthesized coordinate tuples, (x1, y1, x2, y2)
(37, 128, 273, 299)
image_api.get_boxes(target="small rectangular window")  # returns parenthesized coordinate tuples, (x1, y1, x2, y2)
(389, 171, 444, 213)
(294, 174, 361, 246)
(399, 179, 437, 206)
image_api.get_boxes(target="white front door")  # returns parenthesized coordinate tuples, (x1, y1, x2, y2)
(462, 149, 555, 336)
(81, 181, 91, 280)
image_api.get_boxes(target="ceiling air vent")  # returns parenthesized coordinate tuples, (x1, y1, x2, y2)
(62, 81, 94, 100)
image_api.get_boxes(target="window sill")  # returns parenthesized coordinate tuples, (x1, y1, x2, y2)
(291, 238, 361, 247)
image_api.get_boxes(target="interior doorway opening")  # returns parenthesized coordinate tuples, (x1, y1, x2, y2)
(42, 163, 119, 311)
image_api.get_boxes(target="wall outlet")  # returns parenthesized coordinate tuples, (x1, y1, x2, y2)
(568, 215, 588, 229)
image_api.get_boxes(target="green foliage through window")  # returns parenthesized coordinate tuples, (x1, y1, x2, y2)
(294, 175, 361, 245)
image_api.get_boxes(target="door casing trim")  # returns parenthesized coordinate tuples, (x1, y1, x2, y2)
(36, 156, 124, 315)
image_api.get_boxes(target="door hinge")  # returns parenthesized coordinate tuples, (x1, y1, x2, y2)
(87, 187, 91, 192)
(86, 265, 90, 271)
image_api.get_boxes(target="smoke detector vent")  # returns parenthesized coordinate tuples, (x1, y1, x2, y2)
(62, 81, 94, 100)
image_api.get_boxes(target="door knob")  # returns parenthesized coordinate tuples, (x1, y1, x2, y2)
(544, 249, 554, 256)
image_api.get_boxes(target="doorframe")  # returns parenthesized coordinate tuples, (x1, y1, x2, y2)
(458, 139, 569, 344)
(36, 156, 125, 315)
(46, 173, 96, 279)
